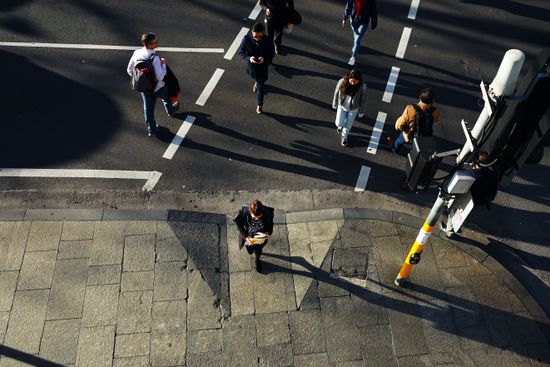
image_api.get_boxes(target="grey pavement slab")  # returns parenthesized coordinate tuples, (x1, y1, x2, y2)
(25, 221, 62, 251)
(150, 333, 186, 367)
(3, 289, 49, 354)
(112, 355, 150, 367)
(40, 319, 81, 365)
(114, 333, 150, 358)
(123, 234, 155, 272)
(170, 222, 220, 270)
(116, 291, 153, 334)
(153, 261, 187, 301)
(293, 353, 330, 367)
(75, 326, 115, 367)
(230, 271, 255, 316)
(152, 300, 186, 334)
(0, 272, 18, 312)
(121, 270, 154, 292)
(187, 268, 221, 331)
(259, 343, 294, 367)
(289, 310, 326, 356)
(87, 264, 121, 286)
(25, 209, 103, 221)
(61, 221, 96, 241)
(0, 222, 30, 271)
(81, 284, 119, 327)
(187, 329, 222, 354)
(156, 222, 187, 262)
(46, 258, 88, 320)
(17, 250, 57, 290)
(90, 221, 125, 266)
(58, 240, 92, 260)
(256, 312, 291, 347)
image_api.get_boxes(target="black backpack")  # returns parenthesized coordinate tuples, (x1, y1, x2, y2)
(130, 54, 157, 93)
(411, 104, 435, 137)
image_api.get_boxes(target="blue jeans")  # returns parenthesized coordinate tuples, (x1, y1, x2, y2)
(255, 80, 266, 107)
(350, 22, 368, 57)
(335, 107, 359, 138)
(394, 132, 408, 152)
(141, 86, 175, 134)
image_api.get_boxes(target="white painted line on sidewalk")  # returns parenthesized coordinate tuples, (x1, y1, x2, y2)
(408, 0, 420, 19)
(0, 42, 224, 53)
(163, 115, 196, 160)
(248, 1, 263, 19)
(196, 68, 225, 106)
(0, 168, 162, 192)
(224, 27, 249, 60)
(382, 67, 400, 103)
(367, 111, 388, 155)
(396, 27, 412, 59)
(354, 166, 371, 192)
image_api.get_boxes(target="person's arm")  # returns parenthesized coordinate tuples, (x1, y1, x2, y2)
(126, 54, 135, 76)
(233, 210, 248, 237)
(371, 0, 378, 29)
(238, 36, 250, 61)
(286, 0, 294, 10)
(333, 79, 342, 109)
(342, 0, 352, 24)
(259, 0, 268, 10)
(395, 105, 411, 131)
(264, 207, 275, 235)
(152, 55, 167, 81)
(433, 109, 441, 123)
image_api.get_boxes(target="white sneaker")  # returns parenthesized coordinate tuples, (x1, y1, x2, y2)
(348, 56, 356, 66)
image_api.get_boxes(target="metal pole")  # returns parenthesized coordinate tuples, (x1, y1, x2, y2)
(394, 193, 447, 287)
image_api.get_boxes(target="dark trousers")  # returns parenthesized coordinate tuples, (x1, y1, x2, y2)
(245, 243, 265, 260)
(265, 17, 285, 46)
(255, 80, 266, 106)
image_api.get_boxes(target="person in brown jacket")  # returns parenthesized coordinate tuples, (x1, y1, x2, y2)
(387, 88, 441, 153)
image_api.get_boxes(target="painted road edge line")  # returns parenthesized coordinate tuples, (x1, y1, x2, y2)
(396, 27, 412, 60)
(367, 111, 388, 155)
(224, 27, 250, 60)
(0, 168, 162, 192)
(196, 68, 225, 106)
(163, 115, 196, 160)
(354, 166, 372, 192)
(0, 42, 224, 53)
(408, 0, 420, 19)
(382, 67, 400, 103)
(248, 1, 262, 20)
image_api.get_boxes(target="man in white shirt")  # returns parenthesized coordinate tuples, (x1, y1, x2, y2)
(127, 32, 178, 136)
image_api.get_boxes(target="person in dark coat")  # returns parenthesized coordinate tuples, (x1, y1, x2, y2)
(238, 23, 275, 114)
(342, 0, 378, 66)
(233, 200, 274, 273)
(260, 0, 294, 54)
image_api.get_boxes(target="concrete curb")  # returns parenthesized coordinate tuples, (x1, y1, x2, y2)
(0, 206, 548, 340)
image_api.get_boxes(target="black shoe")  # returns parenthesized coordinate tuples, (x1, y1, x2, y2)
(341, 137, 348, 147)
(255, 259, 262, 273)
(337, 127, 342, 134)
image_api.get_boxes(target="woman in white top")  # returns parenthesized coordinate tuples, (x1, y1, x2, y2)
(332, 69, 368, 146)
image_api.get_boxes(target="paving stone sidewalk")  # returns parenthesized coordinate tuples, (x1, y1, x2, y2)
(0, 209, 549, 366)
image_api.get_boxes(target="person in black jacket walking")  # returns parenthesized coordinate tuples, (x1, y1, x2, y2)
(260, 0, 294, 54)
(342, 0, 378, 66)
(233, 200, 274, 273)
(238, 23, 275, 114)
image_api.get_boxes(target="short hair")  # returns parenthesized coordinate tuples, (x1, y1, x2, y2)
(419, 88, 434, 104)
(141, 32, 157, 46)
(248, 200, 264, 216)
(252, 23, 265, 33)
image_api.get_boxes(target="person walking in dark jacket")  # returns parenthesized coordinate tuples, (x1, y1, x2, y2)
(238, 23, 275, 114)
(342, 0, 378, 66)
(260, 0, 294, 54)
(233, 200, 274, 273)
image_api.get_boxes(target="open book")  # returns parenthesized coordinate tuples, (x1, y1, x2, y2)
(245, 232, 270, 246)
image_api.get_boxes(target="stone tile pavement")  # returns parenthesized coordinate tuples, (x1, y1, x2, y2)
(0, 209, 549, 366)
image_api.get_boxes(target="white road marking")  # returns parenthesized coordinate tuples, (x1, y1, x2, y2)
(408, 0, 420, 19)
(354, 166, 371, 192)
(382, 67, 400, 103)
(224, 27, 249, 60)
(163, 115, 196, 160)
(396, 27, 412, 59)
(248, 1, 263, 19)
(0, 42, 224, 53)
(367, 111, 388, 155)
(196, 68, 225, 106)
(0, 168, 162, 192)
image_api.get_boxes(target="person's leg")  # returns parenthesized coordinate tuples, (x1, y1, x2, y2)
(245, 245, 254, 255)
(394, 132, 407, 152)
(254, 244, 265, 272)
(256, 79, 266, 107)
(350, 22, 368, 57)
(341, 110, 359, 139)
(273, 18, 284, 48)
(265, 18, 276, 41)
(141, 92, 157, 135)
(158, 86, 176, 117)
(335, 106, 346, 130)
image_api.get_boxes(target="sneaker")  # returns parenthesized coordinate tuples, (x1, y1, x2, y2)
(337, 127, 343, 134)
(256, 106, 263, 114)
(386, 136, 396, 153)
(148, 132, 152, 137)
(275, 45, 280, 54)
(168, 102, 180, 117)
(341, 137, 348, 146)
(348, 56, 356, 66)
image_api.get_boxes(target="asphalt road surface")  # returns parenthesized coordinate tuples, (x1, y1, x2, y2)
(1, 0, 550, 283)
